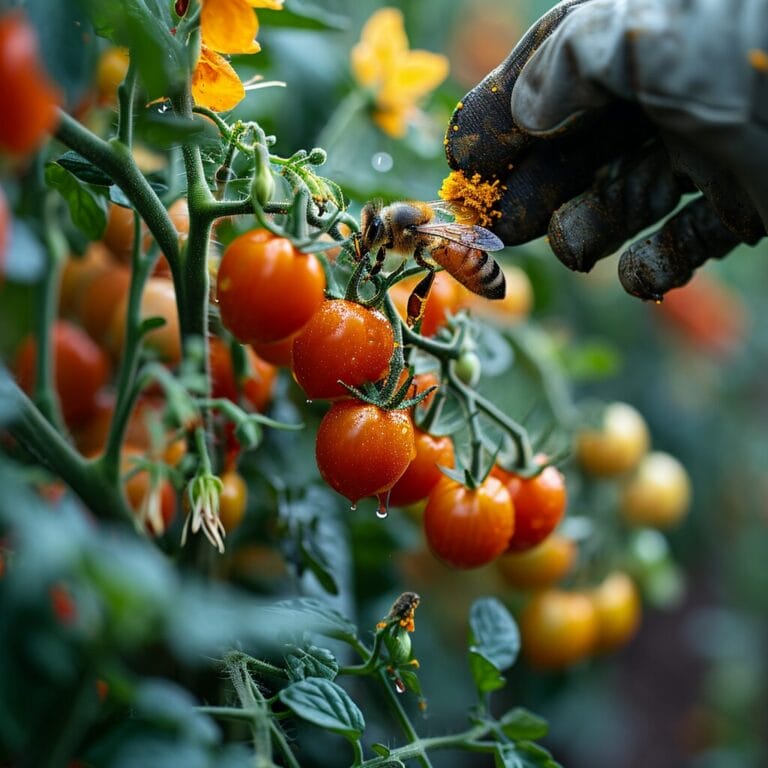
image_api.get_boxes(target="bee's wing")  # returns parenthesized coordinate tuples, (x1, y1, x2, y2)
(413, 222, 505, 251)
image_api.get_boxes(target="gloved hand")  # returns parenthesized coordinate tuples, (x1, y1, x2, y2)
(444, 0, 768, 299)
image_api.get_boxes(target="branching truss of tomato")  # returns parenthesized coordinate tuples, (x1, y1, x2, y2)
(3, 61, 547, 535)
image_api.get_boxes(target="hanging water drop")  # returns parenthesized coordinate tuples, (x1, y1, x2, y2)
(350, 503, 357, 512)
(376, 494, 389, 519)
(394, 678, 406, 694)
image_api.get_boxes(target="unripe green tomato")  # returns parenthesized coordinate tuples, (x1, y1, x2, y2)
(575, 402, 650, 476)
(453, 350, 481, 387)
(251, 146, 276, 206)
(620, 451, 691, 528)
(384, 627, 412, 665)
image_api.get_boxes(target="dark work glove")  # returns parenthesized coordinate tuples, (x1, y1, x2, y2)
(445, 0, 768, 299)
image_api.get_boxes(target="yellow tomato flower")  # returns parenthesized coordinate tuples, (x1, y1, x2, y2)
(350, 7, 448, 138)
(192, 0, 283, 111)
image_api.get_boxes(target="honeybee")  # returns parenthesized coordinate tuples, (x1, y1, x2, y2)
(358, 200, 506, 300)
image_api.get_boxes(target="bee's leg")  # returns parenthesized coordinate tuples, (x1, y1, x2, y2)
(368, 245, 388, 277)
(407, 268, 436, 329)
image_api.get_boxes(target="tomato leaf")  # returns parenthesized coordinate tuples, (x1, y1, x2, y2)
(371, 744, 391, 757)
(277, 678, 364, 741)
(82, 0, 185, 101)
(273, 598, 357, 644)
(297, 520, 340, 596)
(468, 650, 506, 693)
(469, 597, 520, 672)
(56, 151, 115, 187)
(44, 163, 107, 241)
(494, 741, 563, 768)
(499, 708, 549, 741)
(284, 643, 339, 682)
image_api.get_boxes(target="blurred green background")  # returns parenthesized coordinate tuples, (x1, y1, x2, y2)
(2, 1, 767, 766)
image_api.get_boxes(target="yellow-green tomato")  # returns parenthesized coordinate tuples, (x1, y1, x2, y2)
(590, 571, 642, 652)
(219, 470, 248, 533)
(620, 451, 691, 529)
(575, 402, 650, 476)
(520, 589, 597, 669)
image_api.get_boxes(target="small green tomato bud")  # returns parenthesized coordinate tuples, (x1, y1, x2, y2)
(307, 147, 327, 166)
(384, 627, 412, 666)
(251, 144, 276, 207)
(453, 350, 481, 387)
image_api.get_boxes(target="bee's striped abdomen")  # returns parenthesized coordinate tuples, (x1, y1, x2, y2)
(431, 243, 506, 299)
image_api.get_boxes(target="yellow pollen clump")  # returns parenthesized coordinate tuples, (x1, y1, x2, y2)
(438, 169, 503, 227)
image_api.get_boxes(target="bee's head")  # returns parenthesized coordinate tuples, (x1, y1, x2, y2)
(360, 200, 385, 251)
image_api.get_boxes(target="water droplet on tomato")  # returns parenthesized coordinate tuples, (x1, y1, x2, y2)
(350, 503, 357, 512)
(305, 399, 313, 404)
(376, 495, 389, 519)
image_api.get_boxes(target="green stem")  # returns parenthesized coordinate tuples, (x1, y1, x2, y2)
(269, 719, 302, 768)
(116, 57, 137, 147)
(55, 112, 180, 272)
(34, 196, 68, 430)
(101, 212, 155, 478)
(3, 373, 131, 522)
(351, 739, 365, 766)
(198, 705, 260, 723)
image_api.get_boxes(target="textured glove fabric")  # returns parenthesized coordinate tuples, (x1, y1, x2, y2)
(446, 0, 768, 299)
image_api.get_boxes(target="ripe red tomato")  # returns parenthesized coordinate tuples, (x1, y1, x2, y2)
(315, 400, 415, 503)
(496, 533, 577, 590)
(219, 470, 247, 532)
(387, 427, 455, 507)
(0, 12, 60, 155)
(655, 271, 746, 356)
(520, 589, 598, 669)
(424, 475, 514, 569)
(15, 319, 110, 427)
(217, 229, 326, 344)
(292, 299, 394, 399)
(250, 333, 296, 368)
(209, 336, 277, 413)
(492, 460, 567, 552)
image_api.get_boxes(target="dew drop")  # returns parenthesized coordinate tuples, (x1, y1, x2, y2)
(376, 496, 389, 519)
(350, 503, 357, 512)
(371, 152, 393, 173)
(394, 678, 406, 694)
(305, 399, 313, 404)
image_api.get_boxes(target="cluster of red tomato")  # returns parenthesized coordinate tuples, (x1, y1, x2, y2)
(13, 201, 260, 536)
(498, 402, 691, 669)
(216, 229, 569, 586)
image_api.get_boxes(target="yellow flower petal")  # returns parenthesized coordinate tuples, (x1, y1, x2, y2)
(373, 108, 409, 139)
(192, 45, 246, 111)
(378, 51, 449, 110)
(202, 0, 260, 54)
(351, 7, 408, 88)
